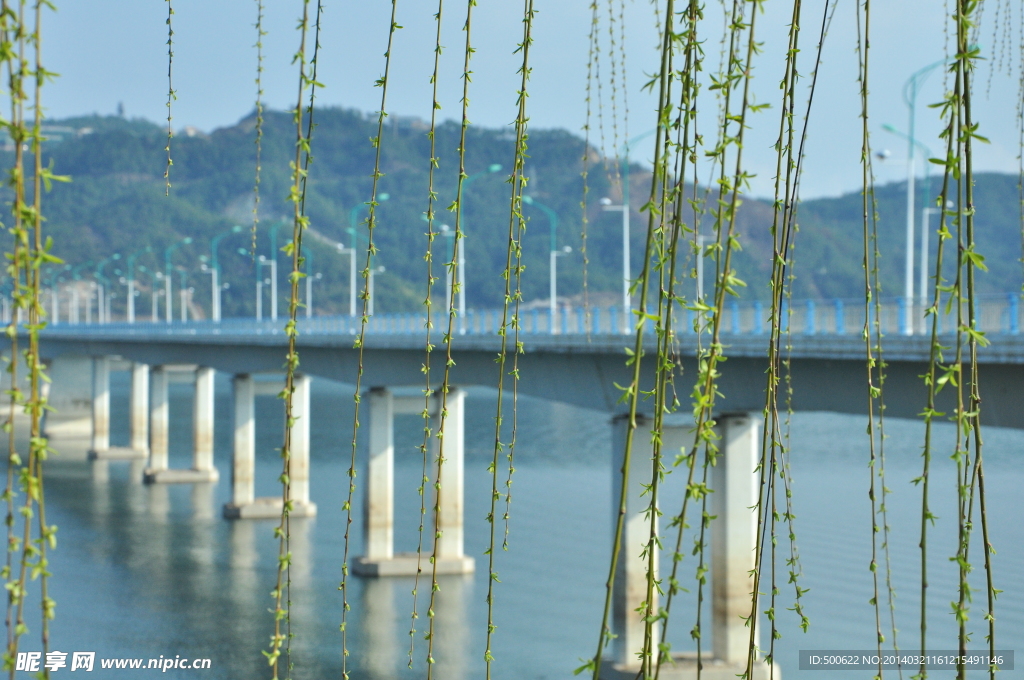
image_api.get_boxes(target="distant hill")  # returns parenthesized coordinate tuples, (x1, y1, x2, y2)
(4, 110, 1021, 319)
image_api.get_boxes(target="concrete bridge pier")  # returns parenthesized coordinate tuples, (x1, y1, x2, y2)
(223, 373, 317, 519)
(129, 363, 150, 455)
(87, 356, 109, 457)
(144, 365, 220, 484)
(42, 355, 93, 443)
(353, 387, 474, 576)
(602, 413, 777, 680)
(88, 357, 149, 460)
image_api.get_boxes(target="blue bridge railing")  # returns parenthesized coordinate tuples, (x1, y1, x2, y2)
(34, 293, 1024, 338)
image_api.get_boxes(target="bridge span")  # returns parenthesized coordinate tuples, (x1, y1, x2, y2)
(33, 318, 1024, 427)
(10, 317, 1022, 680)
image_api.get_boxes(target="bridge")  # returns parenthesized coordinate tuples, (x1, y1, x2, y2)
(14, 297, 1024, 680)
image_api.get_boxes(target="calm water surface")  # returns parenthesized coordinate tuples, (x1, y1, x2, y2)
(23, 375, 1024, 678)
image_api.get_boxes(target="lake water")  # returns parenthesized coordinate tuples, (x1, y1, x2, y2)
(19, 374, 1024, 678)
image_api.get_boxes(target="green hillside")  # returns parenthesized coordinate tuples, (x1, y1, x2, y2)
(4, 110, 1022, 319)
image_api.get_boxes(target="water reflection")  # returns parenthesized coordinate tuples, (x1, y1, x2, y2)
(34, 383, 1024, 680)
(89, 459, 108, 485)
(190, 482, 215, 520)
(357, 573, 471, 680)
(148, 481, 170, 523)
(360, 578, 397, 679)
(432, 575, 471, 679)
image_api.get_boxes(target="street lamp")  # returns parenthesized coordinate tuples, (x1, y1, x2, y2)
(44, 265, 69, 324)
(259, 220, 289, 321)
(897, 58, 948, 335)
(257, 254, 277, 321)
(883, 123, 934, 333)
(94, 254, 120, 324)
(126, 246, 153, 324)
(207, 225, 243, 321)
(599, 130, 657, 335)
(51, 277, 64, 323)
(164, 236, 193, 323)
(347, 193, 389, 317)
(348, 193, 390, 239)
(152, 270, 164, 322)
(176, 266, 190, 322)
(70, 262, 94, 324)
(919, 200, 954, 327)
(0, 281, 10, 324)
(301, 245, 319, 318)
(454, 164, 502, 334)
(369, 265, 385, 317)
(335, 244, 357, 317)
(600, 197, 630, 333)
(523, 195, 571, 334)
(439, 224, 455, 310)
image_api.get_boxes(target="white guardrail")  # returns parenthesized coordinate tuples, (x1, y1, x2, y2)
(35, 294, 1024, 338)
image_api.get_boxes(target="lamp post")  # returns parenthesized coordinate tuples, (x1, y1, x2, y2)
(164, 236, 193, 323)
(70, 261, 92, 324)
(348, 194, 390, 246)
(44, 265, 69, 324)
(335, 244, 357, 317)
(918, 201, 953, 332)
(177, 267, 191, 322)
(897, 59, 947, 335)
(599, 130, 658, 335)
(200, 257, 216, 319)
(369, 265, 385, 317)
(0, 282, 10, 324)
(256, 272, 264, 321)
(94, 254, 120, 324)
(439, 224, 455, 309)
(883, 123, 934, 335)
(696, 235, 706, 303)
(301, 245, 318, 318)
(207, 225, 243, 321)
(455, 165, 502, 334)
(262, 222, 283, 321)
(600, 197, 629, 333)
(347, 193, 389, 317)
(258, 255, 277, 320)
(921, 206, 941, 307)
(126, 246, 152, 324)
(152, 271, 163, 322)
(51, 278, 63, 323)
(523, 195, 572, 334)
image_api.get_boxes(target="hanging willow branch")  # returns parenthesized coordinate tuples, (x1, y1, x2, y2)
(5, 2, 64, 676)
(408, 0, 444, 668)
(425, 1, 475, 674)
(580, 1, 599, 338)
(853, 4, 892, 676)
(251, 0, 266, 259)
(338, 2, 400, 679)
(754, 0, 840, 668)
(264, 1, 323, 677)
(483, 1, 534, 676)
(164, 0, 174, 195)
(652, 0, 706, 674)
(2, 2, 26, 662)
(638, 2, 685, 678)
(934, 2, 997, 677)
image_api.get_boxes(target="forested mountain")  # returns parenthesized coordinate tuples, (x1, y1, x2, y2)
(6, 110, 1022, 319)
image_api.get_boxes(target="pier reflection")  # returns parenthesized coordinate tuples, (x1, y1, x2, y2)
(358, 573, 472, 680)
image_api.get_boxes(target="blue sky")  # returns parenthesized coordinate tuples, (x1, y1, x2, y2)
(41, 0, 1022, 199)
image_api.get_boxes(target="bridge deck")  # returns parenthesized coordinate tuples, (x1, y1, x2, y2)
(34, 321, 1024, 364)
